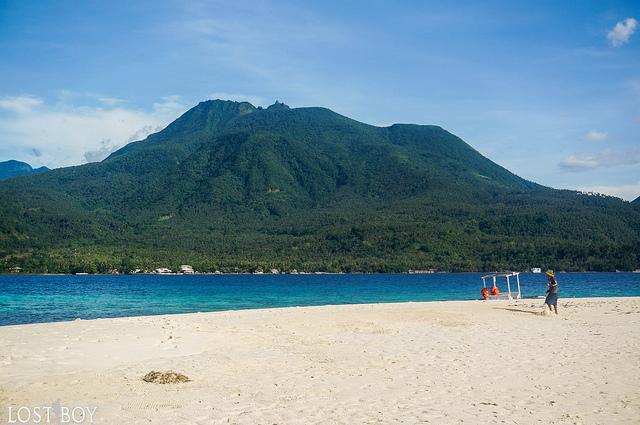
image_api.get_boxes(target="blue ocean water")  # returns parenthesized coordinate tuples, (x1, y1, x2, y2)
(0, 273, 638, 326)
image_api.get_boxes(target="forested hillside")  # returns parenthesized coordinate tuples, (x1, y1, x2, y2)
(1, 100, 638, 273)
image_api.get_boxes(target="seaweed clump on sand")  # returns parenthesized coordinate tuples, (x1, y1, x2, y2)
(142, 371, 191, 384)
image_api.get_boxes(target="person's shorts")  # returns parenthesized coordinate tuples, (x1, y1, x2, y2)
(545, 293, 558, 306)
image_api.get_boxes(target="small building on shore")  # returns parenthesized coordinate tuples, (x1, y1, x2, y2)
(180, 265, 194, 274)
(408, 269, 435, 274)
(155, 267, 172, 274)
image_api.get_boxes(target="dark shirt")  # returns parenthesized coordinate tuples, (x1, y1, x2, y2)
(547, 277, 558, 295)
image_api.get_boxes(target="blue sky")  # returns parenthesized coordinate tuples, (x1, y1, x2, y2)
(0, 0, 638, 199)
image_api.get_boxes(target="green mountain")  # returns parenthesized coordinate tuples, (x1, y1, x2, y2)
(1, 100, 638, 273)
(0, 160, 49, 180)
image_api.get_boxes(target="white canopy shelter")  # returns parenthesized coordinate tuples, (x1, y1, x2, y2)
(481, 272, 522, 300)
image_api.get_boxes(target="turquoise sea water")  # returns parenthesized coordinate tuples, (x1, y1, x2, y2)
(0, 273, 639, 326)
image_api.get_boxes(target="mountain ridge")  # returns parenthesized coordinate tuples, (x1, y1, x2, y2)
(0, 100, 638, 273)
(0, 160, 49, 181)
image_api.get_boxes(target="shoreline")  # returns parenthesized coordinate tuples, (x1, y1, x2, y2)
(8, 293, 640, 328)
(23, 294, 640, 329)
(0, 297, 550, 329)
(3, 270, 640, 276)
(2, 297, 638, 424)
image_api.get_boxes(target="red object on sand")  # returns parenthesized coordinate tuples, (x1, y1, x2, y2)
(481, 287, 489, 300)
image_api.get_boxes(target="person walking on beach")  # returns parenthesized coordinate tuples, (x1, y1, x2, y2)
(544, 271, 558, 314)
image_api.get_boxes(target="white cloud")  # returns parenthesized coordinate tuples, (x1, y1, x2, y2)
(98, 97, 127, 106)
(607, 18, 637, 47)
(152, 95, 186, 115)
(559, 149, 640, 171)
(0, 95, 189, 168)
(83, 138, 120, 163)
(126, 125, 163, 143)
(0, 95, 44, 113)
(585, 130, 608, 142)
(584, 130, 609, 142)
(577, 181, 640, 201)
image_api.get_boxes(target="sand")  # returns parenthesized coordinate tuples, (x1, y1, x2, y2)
(1, 297, 639, 424)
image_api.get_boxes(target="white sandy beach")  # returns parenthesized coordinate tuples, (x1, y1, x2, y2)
(1, 297, 639, 424)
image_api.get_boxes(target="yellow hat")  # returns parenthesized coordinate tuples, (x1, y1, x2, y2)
(545, 271, 554, 277)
